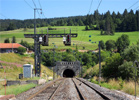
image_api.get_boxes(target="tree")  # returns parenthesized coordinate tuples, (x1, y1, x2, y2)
(7, 23, 16, 30)
(118, 61, 134, 80)
(102, 53, 123, 78)
(42, 52, 53, 66)
(17, 47, 26, 55)
(20, 40, 34, 50)
(101, 51, 110, 62)
(137, 40, 139, 45)
(123, 9, 128, 18)
(104, 11, 115, 35)
(105, 40, 116, 51)
(4, 38, 10, 43)
(66, 48, 72, 54)
(78, 19, 84, 26)
(85, 25, 89, 30)
(100, 29, 104, 35)
(99, 40, 105, 49)
(99, 20, 105, 30)
(62, 54, 75, 62)
(67, 19, 74, 26)
(82, 53, 92, 68)
(116, 34, 130, 53)
(122, 44, 139, 62)
(11, 36, 16, 43)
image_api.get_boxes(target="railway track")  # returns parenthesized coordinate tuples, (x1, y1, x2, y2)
(73, 78, 112, 100)
(26, 78, 64, 100)
(24, 78, 113, 100)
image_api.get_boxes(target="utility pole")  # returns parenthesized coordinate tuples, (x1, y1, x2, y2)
(89, 35, 101, 85)
(34, 8, 42, 77)
(98, 41, 101, 85)
(132, 60, 139, 98)
(53, 48, 55, 80)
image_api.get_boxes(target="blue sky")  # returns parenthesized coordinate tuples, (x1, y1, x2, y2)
(0, 0, 138, 20)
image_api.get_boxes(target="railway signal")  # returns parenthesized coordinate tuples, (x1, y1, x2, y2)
(24, 30, 77, 77)
(65, 34, 71, 46)
(42, 34, 49, 46)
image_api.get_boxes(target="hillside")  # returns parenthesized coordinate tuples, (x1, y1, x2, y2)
(0, 53, 53, 80)
(0, 26, 138, 50)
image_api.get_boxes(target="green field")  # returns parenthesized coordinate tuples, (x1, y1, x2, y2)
(0, 26, 139, 50)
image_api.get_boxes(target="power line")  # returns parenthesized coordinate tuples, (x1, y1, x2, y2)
(38, 0, 46, 18)
(0, 13, 8, 19)
(88, 0, 93, 14)
(128, 0, 139, 10)
(24, 0, 33, 9)
(38, 0, 42, 8)
(32, 0, 41, 18)
(32, 0, 37, 8)
(97, 0, 102, 10)
(134, 6, 139, 10)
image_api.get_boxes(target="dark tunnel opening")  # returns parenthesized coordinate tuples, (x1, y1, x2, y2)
(63, 69, 75, 78)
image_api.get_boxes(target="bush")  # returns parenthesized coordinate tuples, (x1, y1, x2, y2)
(122, 44, 139, 62)
(118, 61, 134, 80)
(102, 53, 123, 78)
(105, 40, 116, 51)
(17, 47, 26, 55)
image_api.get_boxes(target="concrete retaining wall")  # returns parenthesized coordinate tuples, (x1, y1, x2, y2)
(7, 80, 20, 86)
(26, 80, 38, 84)
(6, 79, 46, 86)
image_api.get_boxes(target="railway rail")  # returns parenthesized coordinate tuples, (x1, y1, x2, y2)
(16, 78, 133, 100)
(23, 78, 112, 100)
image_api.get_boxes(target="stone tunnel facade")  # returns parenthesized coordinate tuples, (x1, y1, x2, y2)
(55, 61, 81, 77)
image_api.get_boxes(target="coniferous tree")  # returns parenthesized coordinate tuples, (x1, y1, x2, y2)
(11, 36, 16, 43)
(104, 11, 115, 35)
(4, 38, 10, 43)
(7, 23, 16, 30)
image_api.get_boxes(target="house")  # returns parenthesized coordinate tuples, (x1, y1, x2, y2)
(0, 43, 26, 53)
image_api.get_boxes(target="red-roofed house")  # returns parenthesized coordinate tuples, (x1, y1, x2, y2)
(0, 43, 26, 53)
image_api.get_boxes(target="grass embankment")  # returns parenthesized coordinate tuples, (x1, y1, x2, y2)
(86, 64, 139, 96)
(0, 83, 37, 95)
(0, 53, 53, 95)
(0, 26, 138, 50)
(0, 53, 53, 80)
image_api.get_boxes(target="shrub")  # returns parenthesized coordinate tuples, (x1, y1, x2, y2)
(118, 61, 134, 80)
(17, 47, 26, 55)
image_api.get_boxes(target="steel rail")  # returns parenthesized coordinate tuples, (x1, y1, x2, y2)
(26, 78, 63, 100)
(49, 78, 66, 100)
(72, 78, 87, 100)
(76, 78, 111, 100)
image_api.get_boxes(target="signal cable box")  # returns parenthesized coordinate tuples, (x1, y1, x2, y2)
(23, 64, 33, 78)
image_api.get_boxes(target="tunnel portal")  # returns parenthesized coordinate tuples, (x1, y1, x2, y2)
(63, 69, 75, 78)
(55, 61, 81, 77)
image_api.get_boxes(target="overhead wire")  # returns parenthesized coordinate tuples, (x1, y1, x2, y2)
(97, 0, 102, 10)
(24, 0, 34, 9)
(32, 0, 41, 18)
(128, 0, 139, 10)
(78, 0, 95, 49)
(38, 0, 46, 18)
(88, 0, 93, 14)
(134, 6, 139, 10)
(0, 13, 8, 19)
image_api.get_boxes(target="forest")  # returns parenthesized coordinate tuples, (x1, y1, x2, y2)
(0, 9, 138, 33)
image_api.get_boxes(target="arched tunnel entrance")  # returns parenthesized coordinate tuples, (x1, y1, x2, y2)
(63, 69, 75, 78)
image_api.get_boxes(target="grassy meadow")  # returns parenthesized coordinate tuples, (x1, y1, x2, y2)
(0, 26, 139, 50)
(0, 83, 37, 95)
